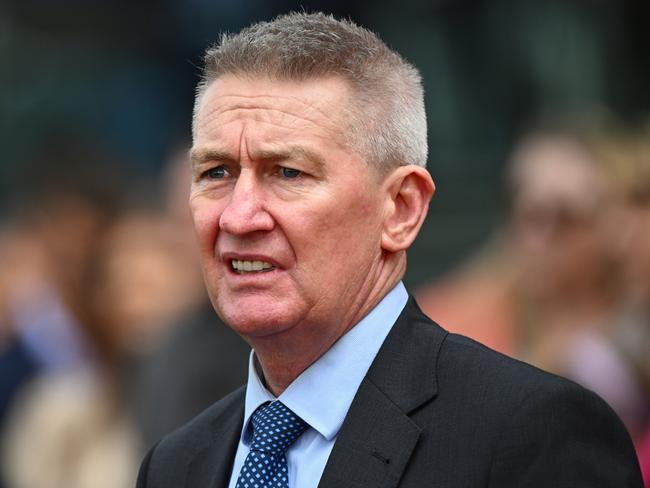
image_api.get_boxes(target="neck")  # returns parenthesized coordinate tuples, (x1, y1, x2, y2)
(253, 253, 406, 396)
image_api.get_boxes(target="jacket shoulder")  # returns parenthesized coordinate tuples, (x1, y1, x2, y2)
(413, 305, 643, 486)
(432, 315, 625, 420)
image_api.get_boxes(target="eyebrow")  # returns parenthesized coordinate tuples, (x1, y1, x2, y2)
(189, 148, 233, 165)
(256, 146, 325, 170)
(189, 145, 325, 170)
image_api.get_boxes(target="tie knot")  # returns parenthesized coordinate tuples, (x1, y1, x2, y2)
(249, 401, 308, 454)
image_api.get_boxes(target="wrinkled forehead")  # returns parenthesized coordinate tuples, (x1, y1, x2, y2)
(194, 74, 353, 134)
(191, 75, 367, 172)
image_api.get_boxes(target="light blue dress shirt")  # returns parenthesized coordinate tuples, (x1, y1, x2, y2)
(227, 282, 409, 488)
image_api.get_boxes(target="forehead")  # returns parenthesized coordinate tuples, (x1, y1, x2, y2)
(194, 75, 351, 143)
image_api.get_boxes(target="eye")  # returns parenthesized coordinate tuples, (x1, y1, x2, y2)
(280, 167, 301, 179)
(205, 166, 229, 179)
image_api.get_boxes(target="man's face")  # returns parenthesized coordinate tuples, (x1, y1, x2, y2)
(190, 75, 387, 346)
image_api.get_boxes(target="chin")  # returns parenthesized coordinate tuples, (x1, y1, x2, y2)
(215, 297, 303, 339)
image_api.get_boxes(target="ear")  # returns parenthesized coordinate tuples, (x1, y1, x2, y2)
(381, 165, 435, 253)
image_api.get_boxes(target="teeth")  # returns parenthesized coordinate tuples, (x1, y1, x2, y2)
(231, 260, 274, 273)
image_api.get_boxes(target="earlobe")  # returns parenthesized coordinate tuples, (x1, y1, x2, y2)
(381, 166, 435, 253)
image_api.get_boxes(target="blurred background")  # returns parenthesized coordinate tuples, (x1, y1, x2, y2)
(1, 0, 650, 486)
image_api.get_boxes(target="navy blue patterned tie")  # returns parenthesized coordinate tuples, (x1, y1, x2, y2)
(235, 401, 308, 488)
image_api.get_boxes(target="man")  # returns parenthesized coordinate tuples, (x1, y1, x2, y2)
(137, 13, 643, 487)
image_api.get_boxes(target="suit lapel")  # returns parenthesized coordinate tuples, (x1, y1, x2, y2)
(318, 297, 447, 488)
(186, 389, 245, 488)
(317, 380, 421, 488)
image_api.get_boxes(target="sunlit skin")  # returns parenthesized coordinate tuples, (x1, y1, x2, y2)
(189, 75, 434, 395)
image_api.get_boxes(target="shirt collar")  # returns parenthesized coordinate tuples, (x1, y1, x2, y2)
(241, 282, 408, 443)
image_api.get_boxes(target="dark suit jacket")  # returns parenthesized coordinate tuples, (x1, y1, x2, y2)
(137, 297, 643, 487)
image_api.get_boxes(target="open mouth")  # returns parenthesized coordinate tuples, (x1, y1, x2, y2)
(230, 259, 276, 274)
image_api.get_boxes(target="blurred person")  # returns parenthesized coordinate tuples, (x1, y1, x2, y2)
(509, 127, 618, 319)
(137, 13, 641, 488)
(596, 122, 650, 319)
(594, 122, 650, 485)
(415, 123, 621, 362)
(0, 224, 40, 488)
(0, 150, 119, 417)
(508, 123, 650, 440)
(88, 210, 205, 354)
(0, 207, 204, 488)
(1, 366, 140, 488)
(1, 201, 97, 372)
(0, 147, 125, 488)
(0, 223, 39, 428)
(0, 142, 123, 377)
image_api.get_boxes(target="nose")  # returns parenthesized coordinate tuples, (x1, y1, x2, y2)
(219, 170, 274, 235)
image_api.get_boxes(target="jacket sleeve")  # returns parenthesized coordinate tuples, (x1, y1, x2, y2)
(488, 379, 643, 487)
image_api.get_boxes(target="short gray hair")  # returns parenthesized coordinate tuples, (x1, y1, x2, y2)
(193, 12, 427, 171)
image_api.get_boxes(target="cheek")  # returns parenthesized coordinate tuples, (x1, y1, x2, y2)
(190, 197, 221, 253)
(295, 195, 382, 265)
(307, 195, 370, 235)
